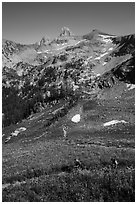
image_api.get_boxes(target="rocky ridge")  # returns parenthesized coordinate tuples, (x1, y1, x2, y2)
(2, 28, 135, 127)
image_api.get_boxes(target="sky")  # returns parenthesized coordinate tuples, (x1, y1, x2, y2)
(2, 2, 135, 44)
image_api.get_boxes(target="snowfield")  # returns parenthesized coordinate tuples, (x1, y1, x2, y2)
(103, 120, 128, 127)
(71, 114, 81, 123)
(11, 127, 27, 137)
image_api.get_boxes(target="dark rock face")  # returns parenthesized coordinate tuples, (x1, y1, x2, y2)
(113, 56, 135, 84)
(111, 34, 135, 57)
(2, 29, 135, 127)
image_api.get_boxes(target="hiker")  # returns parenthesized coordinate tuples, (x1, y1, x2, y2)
(62, 125, 67, 137)
(111, 158, 118, 169)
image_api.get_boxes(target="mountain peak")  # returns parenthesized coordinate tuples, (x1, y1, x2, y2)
(92, 29, 102, 33)
(39, 37, 51, 46)
(59, 27, 72, 37)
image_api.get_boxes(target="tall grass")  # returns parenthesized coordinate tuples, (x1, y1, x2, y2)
(3, 165, 135, 202)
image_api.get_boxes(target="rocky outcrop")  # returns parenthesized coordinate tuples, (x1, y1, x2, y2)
(59, 27, 72, 37)
(39, 37, 51, 46)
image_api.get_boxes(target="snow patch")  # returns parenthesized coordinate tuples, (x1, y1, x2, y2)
(99, 34, 113, 38)
(108, 47, 113, 51)
(102, 62, 107, 66)
(11, 127, 26, 137)
(5, 127, 27, 143)
(57, 39, 87, 51)
(126, 84, 135, 90)
(71, 114, 81, 123)
(87, 56, 93, 61)
(98, 35, 112, 43)
(100, 52, 108, 58)
(103, 39, 112, 43)
(95, 52, 108, 60)
(103, 120, 128, 127)
(95, 56, 101, 60)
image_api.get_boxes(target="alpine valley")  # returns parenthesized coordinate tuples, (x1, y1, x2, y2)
(2, 28, 135, 202)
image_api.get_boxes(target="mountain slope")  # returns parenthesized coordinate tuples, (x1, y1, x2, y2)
(2, 28, 135, 202)
(2, 29, 135, 127)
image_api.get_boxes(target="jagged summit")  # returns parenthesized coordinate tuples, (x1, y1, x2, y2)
(39, 37, 51, 46)
(2, 27, 135, 128)
(59, 27, 72, 37)
(2, 25, 135, 203)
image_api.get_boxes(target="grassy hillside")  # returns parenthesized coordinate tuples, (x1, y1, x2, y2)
(2, 89, 135, 201)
